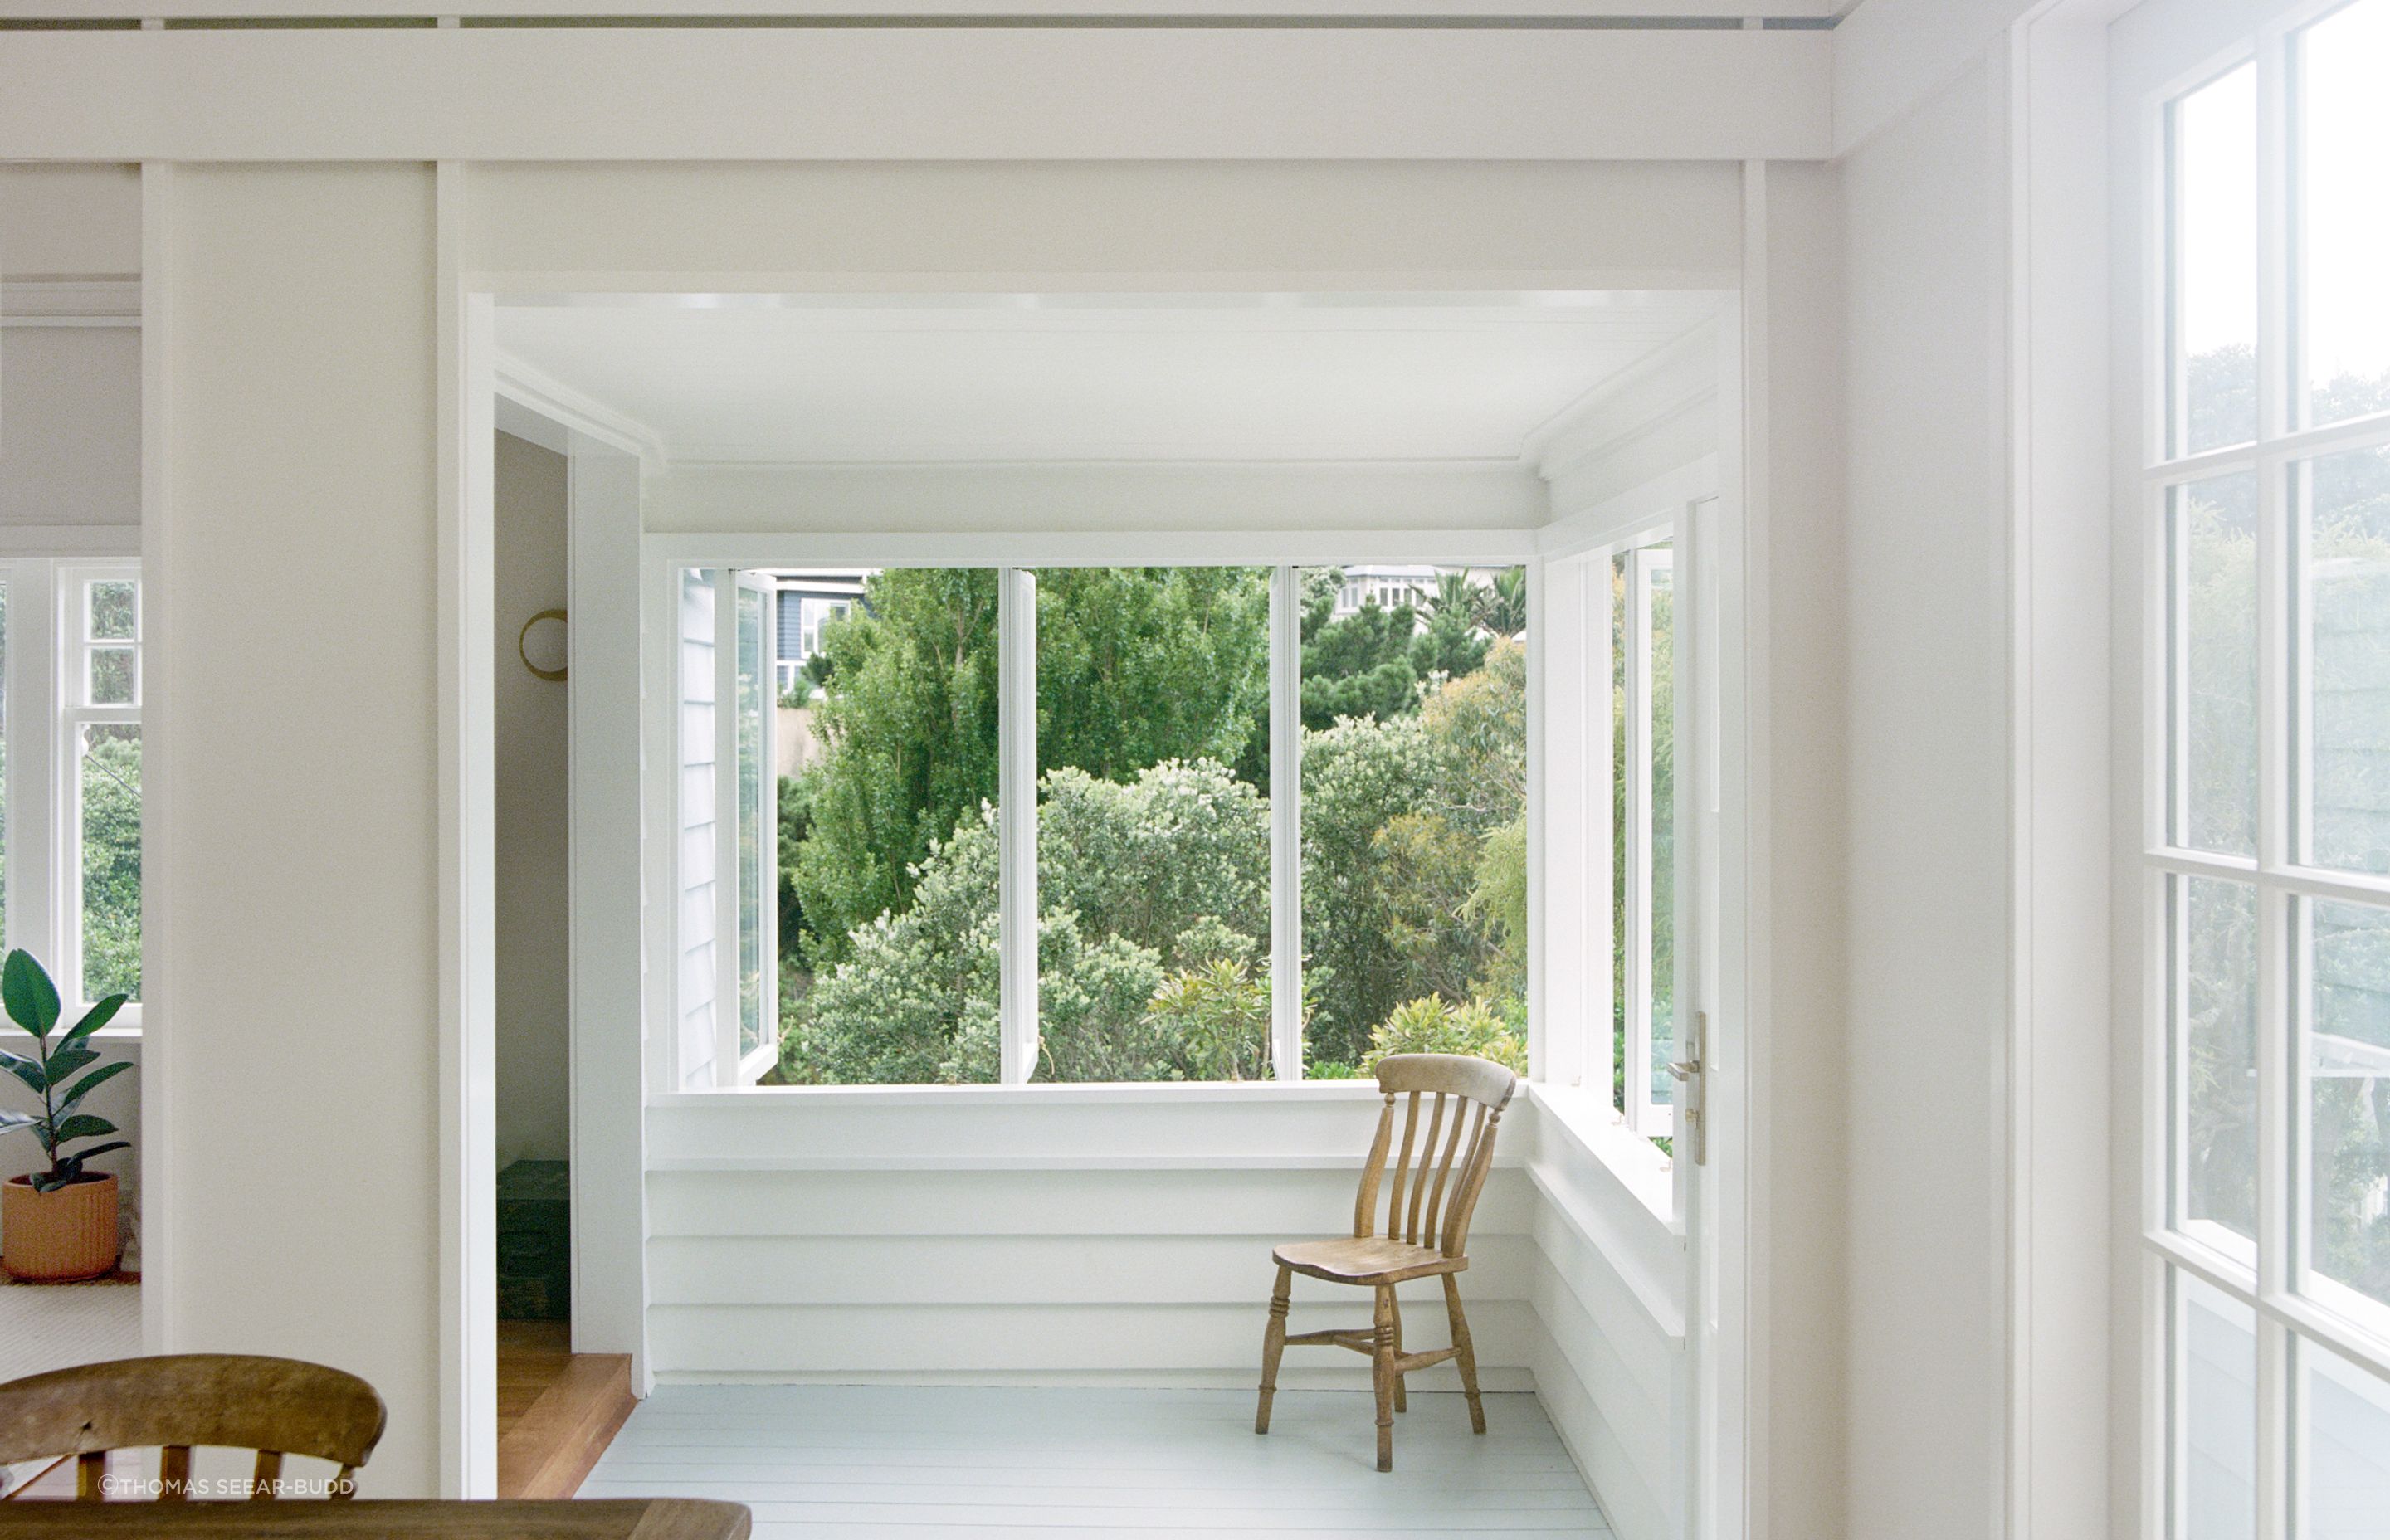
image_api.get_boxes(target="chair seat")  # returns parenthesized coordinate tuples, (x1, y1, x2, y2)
(1272, 1236, 1469, 1285)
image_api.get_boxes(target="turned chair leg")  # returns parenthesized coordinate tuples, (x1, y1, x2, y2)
(1443, 1273, 1486, 1435)
(1390, 1293, 1407, 1413)
(1372, 1285, 1397, 1472)
(1256, 1265, 1292, 1434)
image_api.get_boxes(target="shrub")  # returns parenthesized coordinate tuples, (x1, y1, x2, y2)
(1360, 995, 1526, 1075)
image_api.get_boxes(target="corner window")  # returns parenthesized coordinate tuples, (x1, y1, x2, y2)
(679, 560, 1529, 1088)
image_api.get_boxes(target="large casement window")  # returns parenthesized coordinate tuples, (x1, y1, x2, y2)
(670, 561, 1530, 1088)
(2139, 3, 2390, 1533)
(1541, 520, 1689, 1162)
(0, 558, 144, 1016)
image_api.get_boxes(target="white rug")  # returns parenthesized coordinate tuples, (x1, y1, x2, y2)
(0, 1282, 139, 1385)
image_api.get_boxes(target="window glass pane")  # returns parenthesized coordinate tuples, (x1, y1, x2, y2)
(778, 568, 1001, 1084)
(2174, 474, 2261, 856)
(2174, 63, 2258, 456)
(2303, 448, 2390, 874)
(1301, 565, 1527, 1080)
(2306, 898, 2390, 1316)
(1032, 567, 1272, 1082)
(2300, 1337, 2390, 1539)
(2299, 0, 2390, 429)
(80, 724, 139, 1003)
(86, 579, 134, 643)
(2178, 875, 2259, 1245)
(88, 646, 134, 708)
(2174, 1269, 2258, 1540)
(734, 582, 768, 1066)
(1612, 544, 1676, 1118)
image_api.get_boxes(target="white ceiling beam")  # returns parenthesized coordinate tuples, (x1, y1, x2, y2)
(0, 1, 1839, 17)
(0, 26, 1832, 162)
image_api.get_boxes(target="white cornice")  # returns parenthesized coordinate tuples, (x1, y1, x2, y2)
(1524, 319, 1721, 483)
(0, 278, 139, 327)
(490, 349, 667, 469)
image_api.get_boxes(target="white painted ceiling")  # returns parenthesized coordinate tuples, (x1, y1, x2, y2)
(493, 292, 1723, 466)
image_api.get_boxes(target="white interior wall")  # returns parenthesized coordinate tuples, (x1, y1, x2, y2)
(1757, 158, 1850, 1540)
(1839, 60, 2008, 1540)
(493, 431, 569, 1168)
(0, 327, 139, 532)
(149, 162, 444, 1494)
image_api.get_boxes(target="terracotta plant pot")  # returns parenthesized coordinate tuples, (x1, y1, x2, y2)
(2, 1172, 120, 1283)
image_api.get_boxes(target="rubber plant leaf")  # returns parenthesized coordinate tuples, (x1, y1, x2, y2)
(41, 1042, 99, 1085)
(55, 1060, 132, 1117)
(49, 1113, 117, 1144)
(60, 994, 127, 1044)
(2, 950, 61, 1040)
(0, 1048, 44, 1099)
(64, 1140, 127, 1163)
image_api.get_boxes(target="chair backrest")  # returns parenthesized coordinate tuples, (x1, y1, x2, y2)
(0, 1354, 385, 1502)
(1354, 1053, 1519, 1259)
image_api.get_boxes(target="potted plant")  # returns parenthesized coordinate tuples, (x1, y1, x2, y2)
(0, 951, 132, 1282)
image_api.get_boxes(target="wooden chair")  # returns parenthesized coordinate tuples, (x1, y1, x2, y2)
(0, 1354, 386, 1501)
(1255, 1051, 1517, 1472)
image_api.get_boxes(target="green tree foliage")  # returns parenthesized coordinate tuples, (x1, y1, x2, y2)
(789, 568, 1275, 967)
(80, 731, 141, 1003)
(1300, 639, 1527, 1066)
(1360, 995, 1526, 1075)
(786, 758, 1271, 1084)
(1033, 567, 1271, 784)
(1296, 571, 1487, 732)
(792, 569, 1002, 967)
(782, 567, 1531, 1087)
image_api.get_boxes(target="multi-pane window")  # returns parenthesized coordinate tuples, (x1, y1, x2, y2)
(0, 559, 141, 1016)
(2144, 6, 2390, 1534)
(708, 561, 1527, 1086)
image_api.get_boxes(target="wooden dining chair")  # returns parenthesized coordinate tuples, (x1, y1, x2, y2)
(0, 1354, 386, 1501)
(1255, 1051, 1518, 1472)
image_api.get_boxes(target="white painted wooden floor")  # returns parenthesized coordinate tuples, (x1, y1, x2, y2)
(580, 1385, 1613, 1538)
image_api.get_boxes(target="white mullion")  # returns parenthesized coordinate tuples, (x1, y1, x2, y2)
(997, 568, 1038, 1085)
(1267, 564, 1301, 1082)
(712, 568, 741, 1086)
(2254, 27, 2292, 1540)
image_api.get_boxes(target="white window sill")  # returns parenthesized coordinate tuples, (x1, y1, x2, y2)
(648, 1078, 1389, 1109)
(1525, 1080, 1676, 1227)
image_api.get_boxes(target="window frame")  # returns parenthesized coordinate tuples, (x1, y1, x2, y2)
(0, 550, 144, 1027)
(2132, 7, 2390, 1537)
(645, 534, 1539, 1094)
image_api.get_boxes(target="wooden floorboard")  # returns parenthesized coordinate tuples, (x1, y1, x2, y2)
(496, 1320, 634, 1500)
(580, 1386, 1612, 1535)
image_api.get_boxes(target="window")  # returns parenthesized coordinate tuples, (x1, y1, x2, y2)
(0, 559, 143, 1016)
(690, 560, 1528, 1087)
(2140, 8, 2390, 1535)
(1300, 564, 1528, 1080)
(1617, 542, 1675, 1136)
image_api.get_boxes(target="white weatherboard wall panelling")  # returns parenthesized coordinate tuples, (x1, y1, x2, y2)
(148, 163, 445, 1495)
